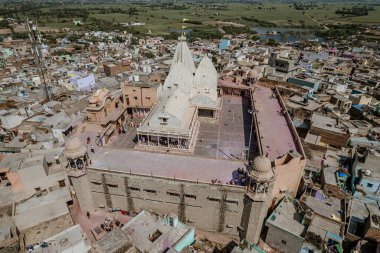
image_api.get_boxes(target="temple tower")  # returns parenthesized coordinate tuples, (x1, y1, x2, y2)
(240, 156, 275, 244)
(64, 137, 89, 170)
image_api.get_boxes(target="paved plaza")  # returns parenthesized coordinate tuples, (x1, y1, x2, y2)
(194, 96, 256, 161)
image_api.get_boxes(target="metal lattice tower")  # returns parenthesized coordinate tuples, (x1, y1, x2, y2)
(27, 19, 50, 101)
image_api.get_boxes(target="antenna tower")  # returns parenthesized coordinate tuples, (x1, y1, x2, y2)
(27, 19, 50, 101)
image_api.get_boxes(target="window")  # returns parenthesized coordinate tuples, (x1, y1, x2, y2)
(134, 96, 138, 100)
(107, 184, 118, 188)
(367, 183, 373, 188)
(167, 192, 180, 197)
(160, 117, 168, 125)
(58, 180, 66, 187)
(208, 197, 220, 202)
(144, 189, 156, 194)
(91, 181, 102, 185)
(226, 199, 239, 205)
(146, 97, 151, 100)
(327, 190, 332, 194)
(127, 187, 140, 191)
(185, 194, 196, 199)
(281, 240, 287, 245)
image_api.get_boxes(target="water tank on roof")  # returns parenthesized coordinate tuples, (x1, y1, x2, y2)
(134, 74, 140, 82)
(365, 170, 371, 177)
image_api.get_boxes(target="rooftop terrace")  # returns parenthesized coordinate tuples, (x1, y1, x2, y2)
(90, 148, 245, 185)
(266, 196, 305, 236)
(252, 83, 304, 161)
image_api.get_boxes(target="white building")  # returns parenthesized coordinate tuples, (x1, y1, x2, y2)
(137, 35, 220, 153)
(68, 71, 95, 91)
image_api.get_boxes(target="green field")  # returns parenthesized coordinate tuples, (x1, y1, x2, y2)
(303, 3, 380, 25)
(1, 2, 379, 36)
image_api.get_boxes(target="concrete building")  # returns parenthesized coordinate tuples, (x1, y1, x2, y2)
(0, 108, 26, 131)
(104, 63, 130, 77)
(26, 224, 91, 253)
(330, 94, 352, 113)
(351, 147, 380, 204)
(0, 215, 19, 253)
(349, 94, 373, 106)
(93, 228, 135, 253)
(68, 71, 95, 91)
(269, 53, 295, 73)
(86, 88, 127, 142)
(265, 195, 344, 253)
(0, 149, 73, 251)
(122, 210, 195, 252)
(121, 79, 159, 118)
(306, 113, 350, 149)
(287, 76, 321, 93)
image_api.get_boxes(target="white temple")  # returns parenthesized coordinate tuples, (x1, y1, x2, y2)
(137, 35, 220, 153)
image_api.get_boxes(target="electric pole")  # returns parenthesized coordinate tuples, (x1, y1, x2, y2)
(27, 19, 51, 101)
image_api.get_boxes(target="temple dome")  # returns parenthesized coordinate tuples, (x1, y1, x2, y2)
(64, 137, 87, 160)
(248, 69, 259, 78)
(250, 156, 273, 181)
(89, 88, 110, 105)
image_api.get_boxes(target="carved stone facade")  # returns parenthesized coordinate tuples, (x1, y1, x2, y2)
(70, 168, 270, 244)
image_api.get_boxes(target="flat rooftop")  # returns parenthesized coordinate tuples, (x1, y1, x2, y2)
(311, 113, 347, 134)
(266, 196, 305, 236)
(252, 84, 299, 161)
(94, 228, 132, 253)
(90, 148, 245, 185)
(122, 211, 191, 252)
(302, 190, 344, 221)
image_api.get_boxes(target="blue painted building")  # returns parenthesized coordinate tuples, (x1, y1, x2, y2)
(219, 39, 231, 51)
(287, 77, 321, 92)
(350, 147, 380, 204)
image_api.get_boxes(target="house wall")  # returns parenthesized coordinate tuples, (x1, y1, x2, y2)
(174, 227, 195, 252)
(265, 222, 305, 253)
(86, 95, 120, 123)
(309, 126, 350, 148)
(104, 64, 130, 77)
(71, 169, 269, 244)
(21, 213, 74, 248)
(122, 85, 157, 108)
(349, 95, 372, 106)
(364, 219, 380, 242)
(273, 155, 306, 201)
